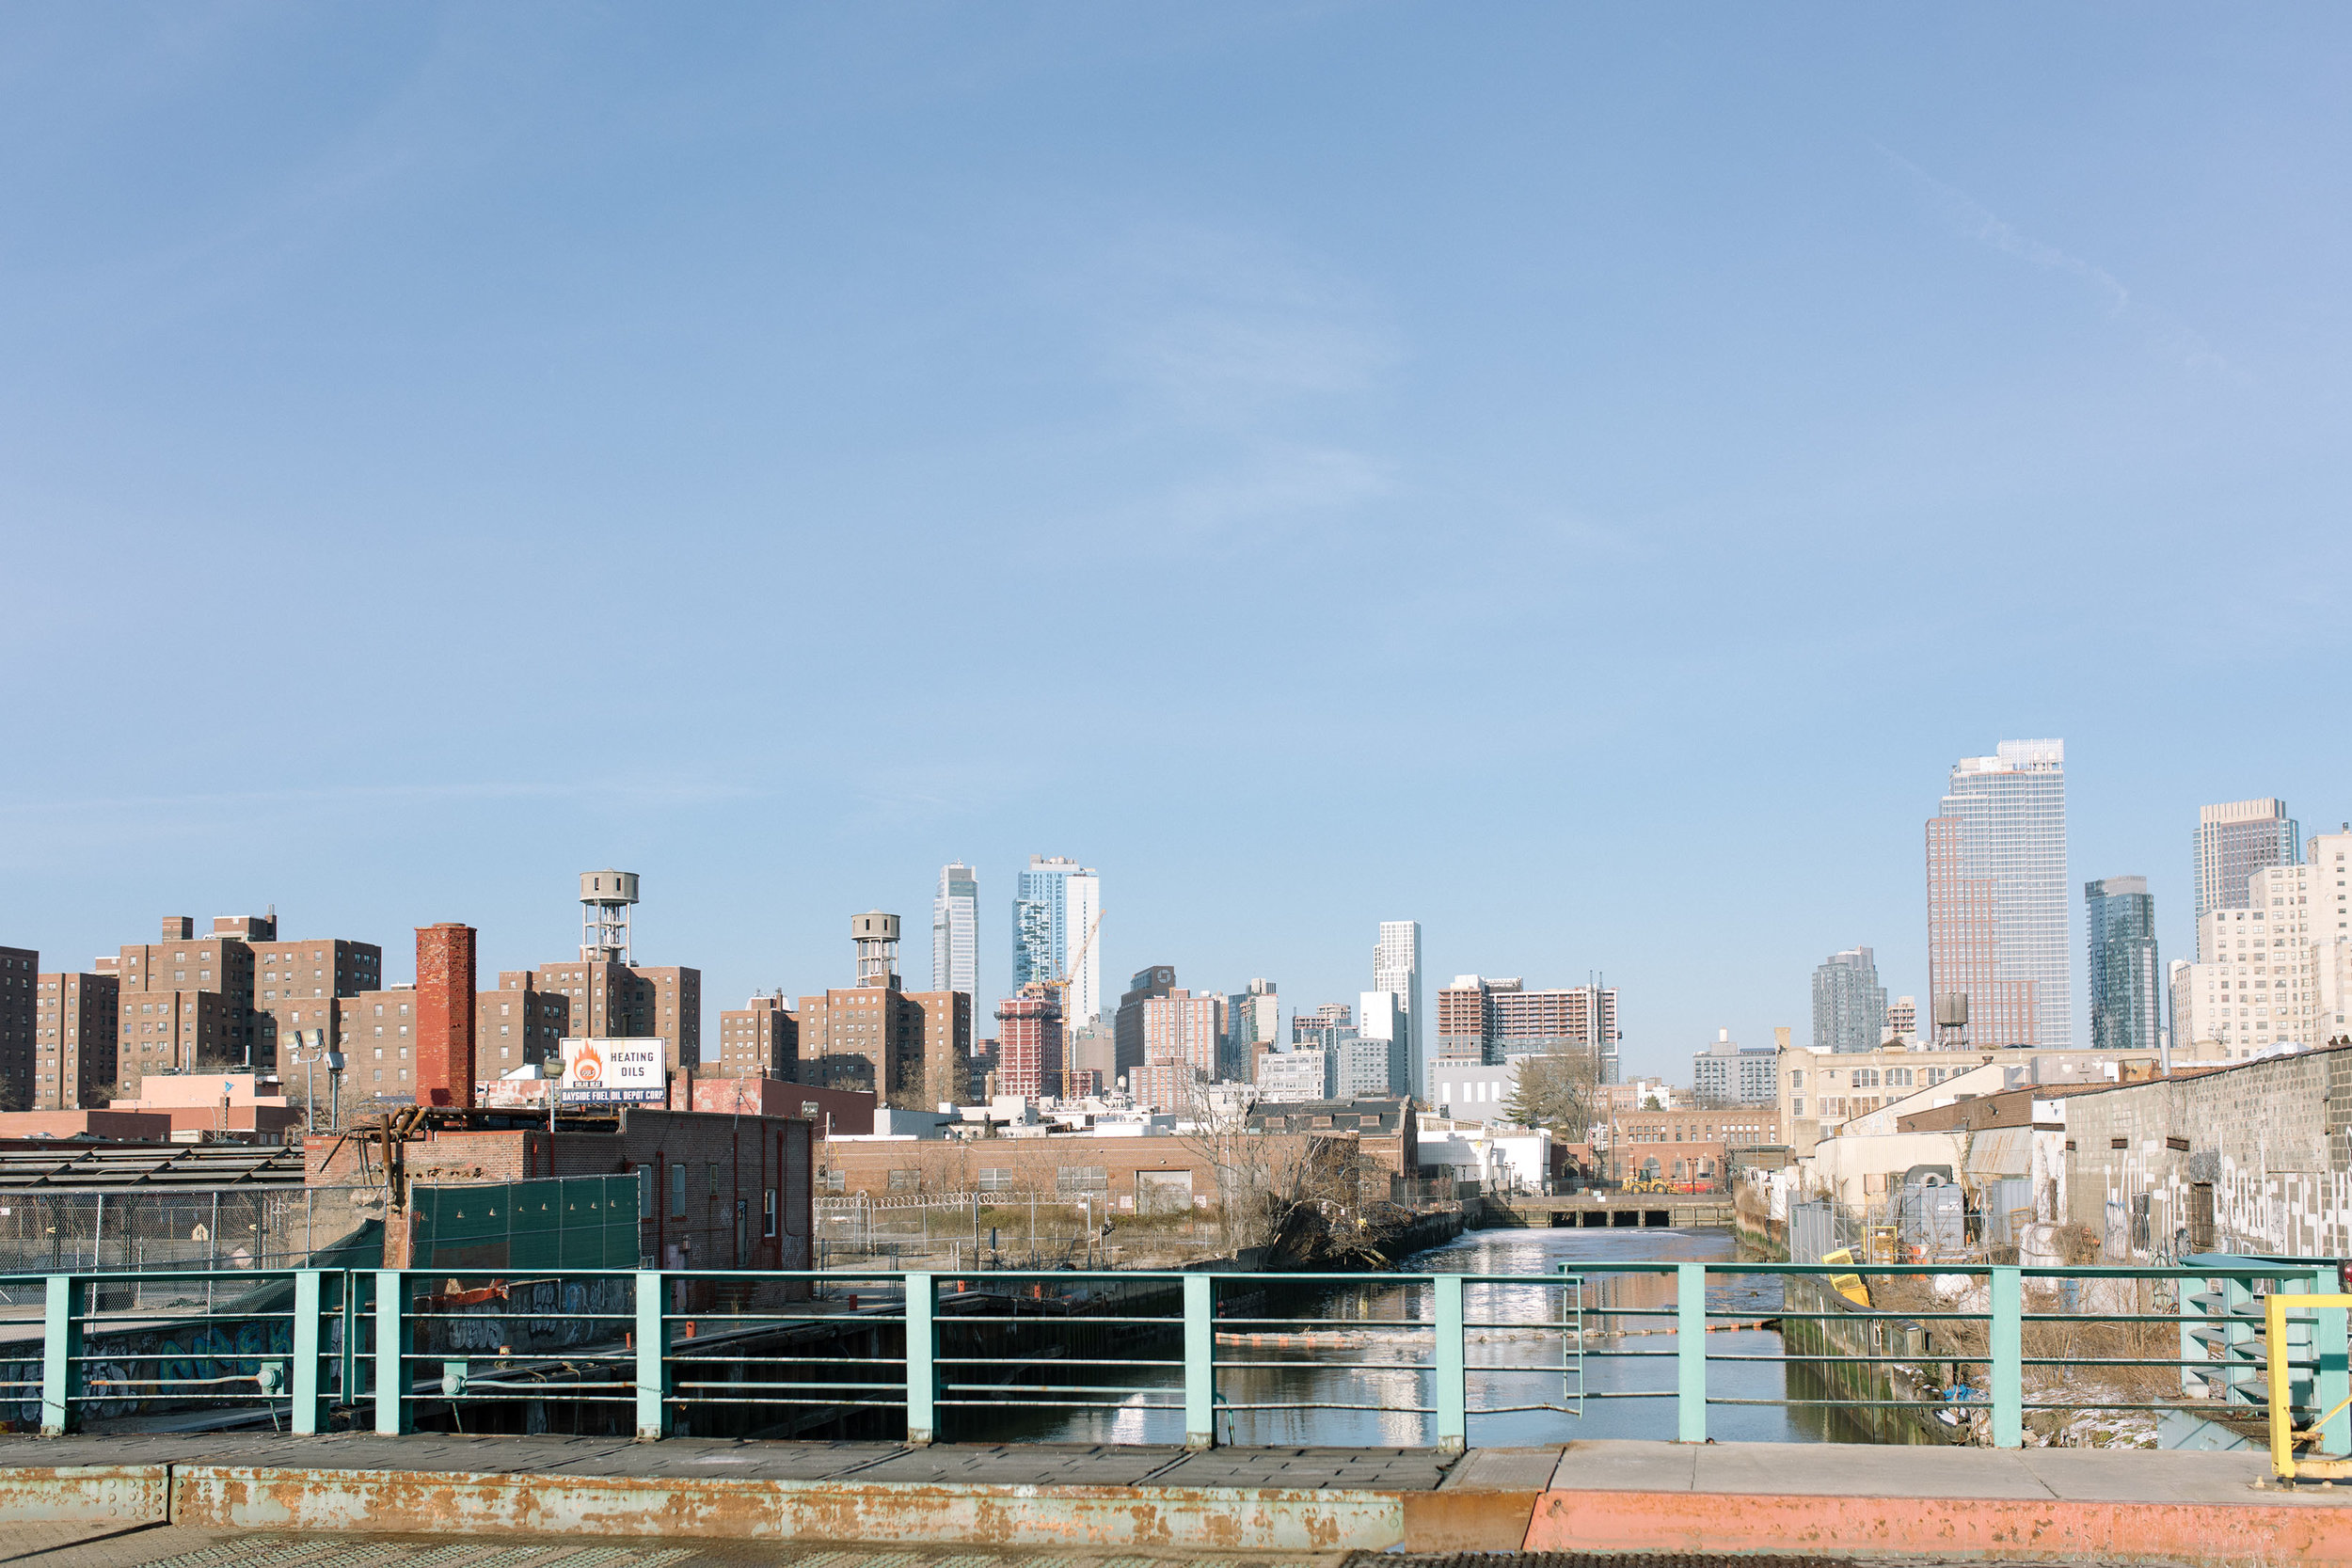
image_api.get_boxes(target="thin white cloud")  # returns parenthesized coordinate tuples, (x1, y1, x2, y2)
(1879, 146, 2236, 377)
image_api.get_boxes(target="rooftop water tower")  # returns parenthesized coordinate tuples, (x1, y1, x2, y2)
(852, 911, 900, 989)
(1932, 990, 1969, 1050)
(581, 870, 640, 962)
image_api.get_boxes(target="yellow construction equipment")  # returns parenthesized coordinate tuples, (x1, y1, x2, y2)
(1820, 1247, 1871, 1307)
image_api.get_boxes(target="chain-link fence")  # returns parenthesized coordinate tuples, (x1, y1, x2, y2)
(0, 1186, 384, 1280)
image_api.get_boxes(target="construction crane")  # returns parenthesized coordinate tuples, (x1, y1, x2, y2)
(1048, 909, 1104, 1018)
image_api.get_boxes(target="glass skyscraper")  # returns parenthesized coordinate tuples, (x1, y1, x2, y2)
(2085, 875, 2161, 1053)
(1926, 738, 2071, 1049)
(2195, 799, 2298, 954)
(1012, 856, 1102, 1022)
(1811, 946, 1887, 1053)
(931, 862, 977, 998)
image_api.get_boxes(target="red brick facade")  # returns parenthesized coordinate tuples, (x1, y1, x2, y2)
(415, 924, 477, 1109)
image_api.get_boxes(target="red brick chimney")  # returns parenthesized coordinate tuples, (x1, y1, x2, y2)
(415, 923, 477, 1109)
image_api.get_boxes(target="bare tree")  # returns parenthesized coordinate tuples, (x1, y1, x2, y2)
(1503, 1051, 1596, 1138)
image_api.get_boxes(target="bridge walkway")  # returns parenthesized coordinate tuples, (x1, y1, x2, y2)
(0, 1433, 2343, 1566)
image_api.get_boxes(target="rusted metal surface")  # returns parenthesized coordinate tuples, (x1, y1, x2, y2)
(170, 1465, 1408, 1551)
(1525, 1486, 2352, 1568)
(1394, 1488, 1542, 1552)
(0, 1464, 168, 1524)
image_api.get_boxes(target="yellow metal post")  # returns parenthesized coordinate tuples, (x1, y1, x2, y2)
(2265, 1291, 2352, 1483)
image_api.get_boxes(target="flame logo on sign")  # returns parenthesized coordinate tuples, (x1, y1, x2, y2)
(574, 1043, 603, 1084)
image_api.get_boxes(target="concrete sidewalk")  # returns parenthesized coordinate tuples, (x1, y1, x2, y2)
(0, 1435, 2341, 1564)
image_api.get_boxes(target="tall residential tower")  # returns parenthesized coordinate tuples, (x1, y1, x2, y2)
(1925, 739, 2071, 1049)
(932, 862, 977, 997)
(1373, 920, 1423, 1097)
(1811, 946, 1887, 1053)
(2195, 800, 2299, 957)
(1012, 857, 1102, 1022)
(2085, 877, 2161, 1053)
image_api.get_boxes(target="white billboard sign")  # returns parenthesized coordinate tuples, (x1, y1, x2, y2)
(558, 1037, 666, 1105)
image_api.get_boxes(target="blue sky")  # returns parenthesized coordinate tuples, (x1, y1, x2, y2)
(5, 6, 2350, 1079)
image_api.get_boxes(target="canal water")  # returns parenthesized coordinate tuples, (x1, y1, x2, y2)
(1006, 1226, 1833, 1448)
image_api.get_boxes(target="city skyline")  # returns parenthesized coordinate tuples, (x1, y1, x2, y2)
(7, 11, 2352, 1081)
(15, 764, 2346, 1088)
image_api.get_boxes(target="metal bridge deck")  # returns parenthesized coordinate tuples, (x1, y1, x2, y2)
(0, 1435, 2342, 1566)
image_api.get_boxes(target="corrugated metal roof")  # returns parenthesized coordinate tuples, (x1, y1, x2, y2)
(0, 1142, 306, 1189)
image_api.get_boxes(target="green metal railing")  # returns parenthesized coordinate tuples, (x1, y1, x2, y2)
(0, 1259, 2337, 1452)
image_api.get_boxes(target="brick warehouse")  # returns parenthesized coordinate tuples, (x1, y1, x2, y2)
(304, 1105, 814, 1270)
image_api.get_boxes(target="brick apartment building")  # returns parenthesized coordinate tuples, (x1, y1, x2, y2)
(798, 916, 969, 1109)
(339, 987, 422, 1100)
(713, 991, 797, 1079)
(248, 935, 384, 1069)
(0, 946, 34, 1109)
(1434, 976, 1619, 1082)
(108, 914, 383, 1101)
(529, 957, 701, 1075)
(1113, 966, 1176, 1088)
(31, 971, 118, 1110)
(994, 986, 1062, 1103)
(799, 986, 969, 1107)
(478, 972, 571, 1075)
(115, 917, 262, 1079)
(1136, 989, 1228, 1114)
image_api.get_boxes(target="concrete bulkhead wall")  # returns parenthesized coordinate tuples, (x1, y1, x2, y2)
(1777, 1275, 1965, 1446)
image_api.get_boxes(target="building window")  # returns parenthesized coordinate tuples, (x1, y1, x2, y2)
(670, 1162, 687, 1217)
(762, 1187, 778, 1236)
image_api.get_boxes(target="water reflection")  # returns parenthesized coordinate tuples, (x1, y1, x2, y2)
(1001, 1226, 1816, 1448)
